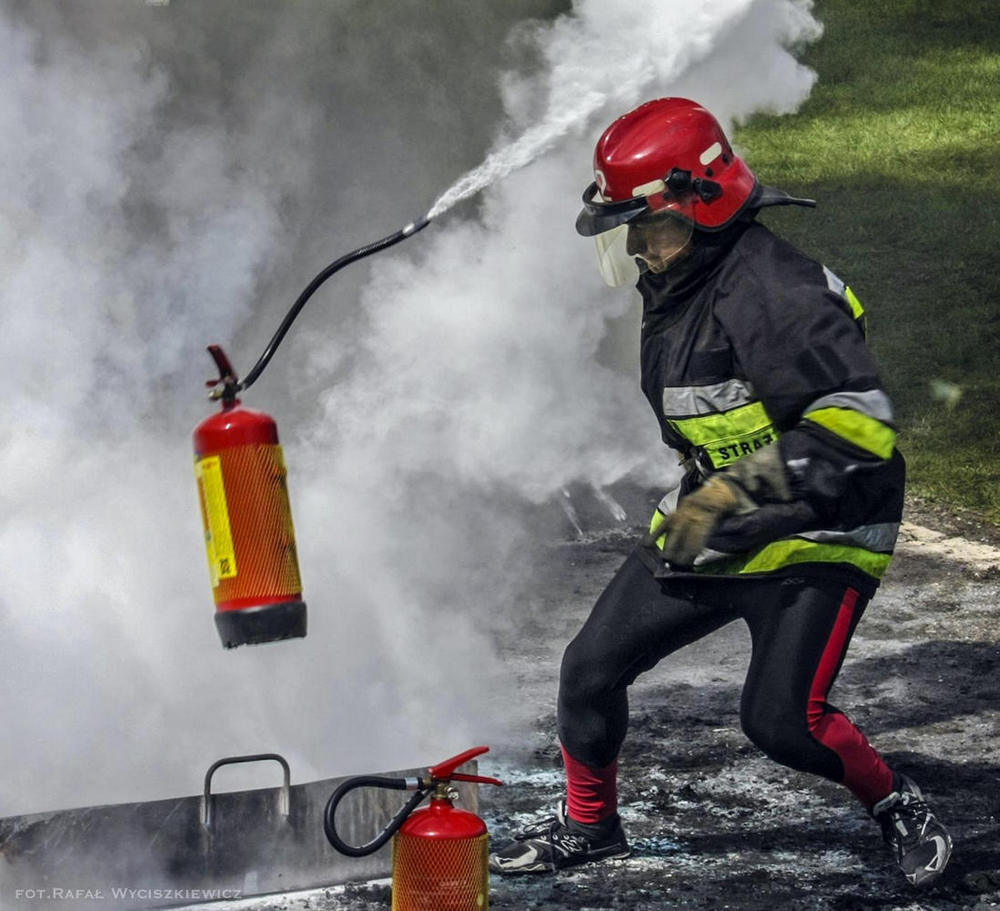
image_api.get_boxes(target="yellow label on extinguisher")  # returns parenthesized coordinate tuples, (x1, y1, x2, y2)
(195, 455, 237, 586)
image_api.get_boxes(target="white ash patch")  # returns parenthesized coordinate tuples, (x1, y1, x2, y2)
(898, 522, 1000, 572)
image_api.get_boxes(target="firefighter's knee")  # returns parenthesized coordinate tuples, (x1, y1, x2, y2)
(558, 634, 618, 707)
(740, 700, 807, 769)
(741, 696, 845, 780)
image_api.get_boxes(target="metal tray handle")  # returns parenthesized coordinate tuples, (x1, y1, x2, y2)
(202, 753, 290, 830)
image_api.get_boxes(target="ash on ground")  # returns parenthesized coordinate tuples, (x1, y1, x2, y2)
(481, 494, 1000, 911)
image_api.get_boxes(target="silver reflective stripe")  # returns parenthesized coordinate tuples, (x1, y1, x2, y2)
(691, 522, 901, 565)
(804, 389, 895, 423)
(656, 487, 680, 515)
(823, 264, 846, 297)
(662, 378, 756, 417)
(798, 522, 901, 553)
(693, 547, 736, 565)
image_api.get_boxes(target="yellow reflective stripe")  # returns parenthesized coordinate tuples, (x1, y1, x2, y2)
(737, 538, 892, 579)
(844, 285, 864, 319)
(649, 509, 668, 550)
(669, 401, 770, 444)
(804, 407, 896, 459)
(668, 401, 777, 468)
(648, 511, 891, 579)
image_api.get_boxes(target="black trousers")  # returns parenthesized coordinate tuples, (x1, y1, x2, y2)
(557, 550, 893, 805)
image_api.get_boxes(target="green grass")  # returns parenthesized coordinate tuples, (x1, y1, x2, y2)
(735, 0, 1000, 522)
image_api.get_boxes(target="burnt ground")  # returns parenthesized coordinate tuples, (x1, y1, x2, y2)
(473, 494, 1000, 911)
(195, 494, 1000, 911)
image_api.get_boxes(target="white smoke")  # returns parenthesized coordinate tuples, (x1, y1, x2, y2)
(0, 0, 820, 815)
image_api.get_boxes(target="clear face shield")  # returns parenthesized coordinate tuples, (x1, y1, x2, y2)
(576, 172, 697, 287)
(593, 224, 636, 287)
(594, 209, 695, 286)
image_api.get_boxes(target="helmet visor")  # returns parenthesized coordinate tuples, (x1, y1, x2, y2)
(576, 182, 649, 237)
(575, 170, 699, 237)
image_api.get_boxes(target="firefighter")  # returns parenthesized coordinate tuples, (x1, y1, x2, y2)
(490, 98, 953, 887)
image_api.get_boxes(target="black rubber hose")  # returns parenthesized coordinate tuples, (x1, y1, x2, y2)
(323, 775, 431, 857)
(239, 216, 432, 393)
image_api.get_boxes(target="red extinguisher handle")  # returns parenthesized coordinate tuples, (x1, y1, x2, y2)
(429, 745, 493, 781)
(204, 344, 242, 405)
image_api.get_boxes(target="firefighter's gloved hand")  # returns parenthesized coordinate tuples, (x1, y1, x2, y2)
(645, 475, 747, 567)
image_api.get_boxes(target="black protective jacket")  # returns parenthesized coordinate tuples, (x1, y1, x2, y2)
(639, 219, 904, 596)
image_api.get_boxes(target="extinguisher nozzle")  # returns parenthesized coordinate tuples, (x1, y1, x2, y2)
(403, 215, 432, 237)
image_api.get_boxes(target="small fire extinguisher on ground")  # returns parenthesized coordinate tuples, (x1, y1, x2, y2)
(193, 345, 307, 648)
(324, 745, 503, 911)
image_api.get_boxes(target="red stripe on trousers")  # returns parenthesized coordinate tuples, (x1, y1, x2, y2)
(808, 586, 894, 809)
(562, 745, 618, 824)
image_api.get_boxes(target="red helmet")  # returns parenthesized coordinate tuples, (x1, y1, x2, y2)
(576, 98, 758, 236)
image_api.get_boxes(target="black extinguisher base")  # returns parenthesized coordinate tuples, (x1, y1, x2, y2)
(214, 600, 307, 649)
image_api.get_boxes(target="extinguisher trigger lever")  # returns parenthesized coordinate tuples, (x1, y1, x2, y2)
(449, 772, 504, 787)
(205, 344, 243, 402)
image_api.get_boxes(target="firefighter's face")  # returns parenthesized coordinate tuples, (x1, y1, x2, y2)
(626, 213, 693, 273)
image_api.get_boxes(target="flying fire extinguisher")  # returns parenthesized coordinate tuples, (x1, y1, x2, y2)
(194, 216, 431, 648)
(324, 745, 503, 911)
(193, 345, 306, 648)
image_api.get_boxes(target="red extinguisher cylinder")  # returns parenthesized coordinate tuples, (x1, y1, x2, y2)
(392, 798, 490, 911)
(322, 747, 502, 910)
(193, 398, 307, 648)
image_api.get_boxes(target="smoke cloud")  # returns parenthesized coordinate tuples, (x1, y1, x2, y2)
(0, 0, 820, 815)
